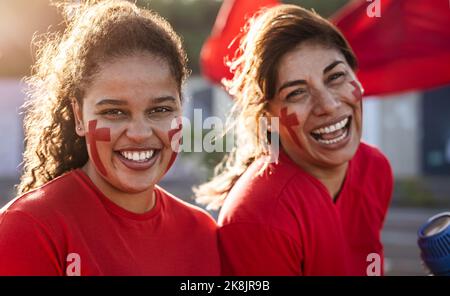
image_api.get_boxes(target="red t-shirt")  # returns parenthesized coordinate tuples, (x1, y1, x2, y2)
(0, 169, 220, 275)
(218, 142, 393, 275)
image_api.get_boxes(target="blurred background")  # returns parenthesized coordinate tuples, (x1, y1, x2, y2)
(0, 0, 449, 275)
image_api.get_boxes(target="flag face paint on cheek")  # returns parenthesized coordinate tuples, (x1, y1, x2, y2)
(86, 120, 111, 177)
(165, 118, 183, 174)
(280, 107, 302, 150)
(350, 80, 363, 102)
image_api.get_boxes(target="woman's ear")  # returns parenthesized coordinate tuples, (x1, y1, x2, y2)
(71, 98, 85, 137)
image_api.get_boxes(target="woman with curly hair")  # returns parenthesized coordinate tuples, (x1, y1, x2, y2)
(195, 4, 393, 275)
(0, 0, 219, 275)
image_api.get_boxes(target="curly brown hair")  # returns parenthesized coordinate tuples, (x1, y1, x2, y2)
(18, 0, 188, 195)
(195, 4, 357, 209)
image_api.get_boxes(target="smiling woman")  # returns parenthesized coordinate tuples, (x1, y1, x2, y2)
(0, 0, 219, 276)
(72, 53, 182, 212)
(195, 4, 393, 276)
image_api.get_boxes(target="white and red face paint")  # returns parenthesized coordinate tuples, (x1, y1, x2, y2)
(268, 42, 363, 170)
(86, 120, 111, 176)
(280, 107, 302, 150)
(74, 53, 181, 198)
(165, 116, 183, 174)
(279, 79, 363, 151)
(350, 80, 363, 102)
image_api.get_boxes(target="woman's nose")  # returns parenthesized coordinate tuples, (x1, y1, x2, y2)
(311, 88, 341, 116)
(126, 118, 153, 142)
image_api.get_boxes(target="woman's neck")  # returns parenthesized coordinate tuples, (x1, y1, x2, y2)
(312, 163, 348, 200)
(288, 154, 349, 200)
(82, 164, 155, 214)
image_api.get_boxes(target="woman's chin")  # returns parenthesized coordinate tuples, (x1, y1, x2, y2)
(109, 172, 157, 194)
(108, 157, 163, 193)
(314, 139, 360, 168)
(117, 182, 153, 194)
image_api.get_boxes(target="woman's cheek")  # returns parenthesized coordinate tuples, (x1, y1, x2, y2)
(151, 116, 183, 174)
(150, 116, 182, 147)
(86, 119, 111, 177)
(349, 80, 363, 102)
(331, 80, 363, 103)
(280, 107, 303, 150)
(165, 117, 183, 174)
(168, 116, 183, 151)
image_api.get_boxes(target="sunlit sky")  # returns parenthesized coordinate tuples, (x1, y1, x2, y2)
(0, 0, 62, 77)
(0, 0, 348, 77)
(0, 0, 225, 77)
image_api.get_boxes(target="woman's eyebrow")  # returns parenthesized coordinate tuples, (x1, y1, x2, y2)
(152, 96, 177, 104)
(95, 96, 177, 106)
(278, 79, 307, 94)
(323, 60, 344, 74)
(277, 61, 345, 94)
(95, 98, 127, 106)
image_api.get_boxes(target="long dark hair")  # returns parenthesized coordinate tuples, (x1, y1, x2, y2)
(195, 4, 357, 209)
(18, 0, 188, 195)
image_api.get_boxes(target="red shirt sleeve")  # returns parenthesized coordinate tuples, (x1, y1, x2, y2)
(384, 159, 394, 215)
(0, 210, 63, 275)
(377, 153, 394, 276)
(218, 222, 302, 275)
(377, 150, 394, 229)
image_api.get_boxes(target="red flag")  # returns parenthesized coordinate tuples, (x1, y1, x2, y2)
(333, 0, 450, 96)
(200, 0, 279, 84)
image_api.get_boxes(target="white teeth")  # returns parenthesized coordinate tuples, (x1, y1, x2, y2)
(317, 129, 348, 145)
(119, 150, 155, 162)
(312, 117, 349, 135)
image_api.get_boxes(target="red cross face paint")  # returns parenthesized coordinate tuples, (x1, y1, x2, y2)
(165, 117, 183, 174)
(268, 42, 362, 171)
(350, 80, 363, 102)
(280, 107, 302, 150)
(86, 120, 111, 177)
(78, 53, 182, 197)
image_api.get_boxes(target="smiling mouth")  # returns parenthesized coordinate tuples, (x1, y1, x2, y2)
(114, 149, 161, 171)
(118, 150, 156, 162)
(310, 116, 352, 145)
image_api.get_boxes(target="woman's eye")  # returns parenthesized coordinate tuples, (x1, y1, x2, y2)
(285, 89, 307, 102)
(100, 109, 126, 117)
(150, 106, 172, 114)
(327, 72, 346, 84)
(147, 106, 174, 119)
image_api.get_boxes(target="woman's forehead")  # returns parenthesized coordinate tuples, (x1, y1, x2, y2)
(83, 54, 179, 104)
(279, 42, 346, 71)
(276, 43, 347, 82)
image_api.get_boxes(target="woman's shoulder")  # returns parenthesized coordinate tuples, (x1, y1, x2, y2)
(229, 152, 317, 198)
(1, 170, 81, 218)
(353, 142, 392, 178)
(219, 153, 316, 226)
(356, 142, 390, 164)
(155, 185, 216, 228)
